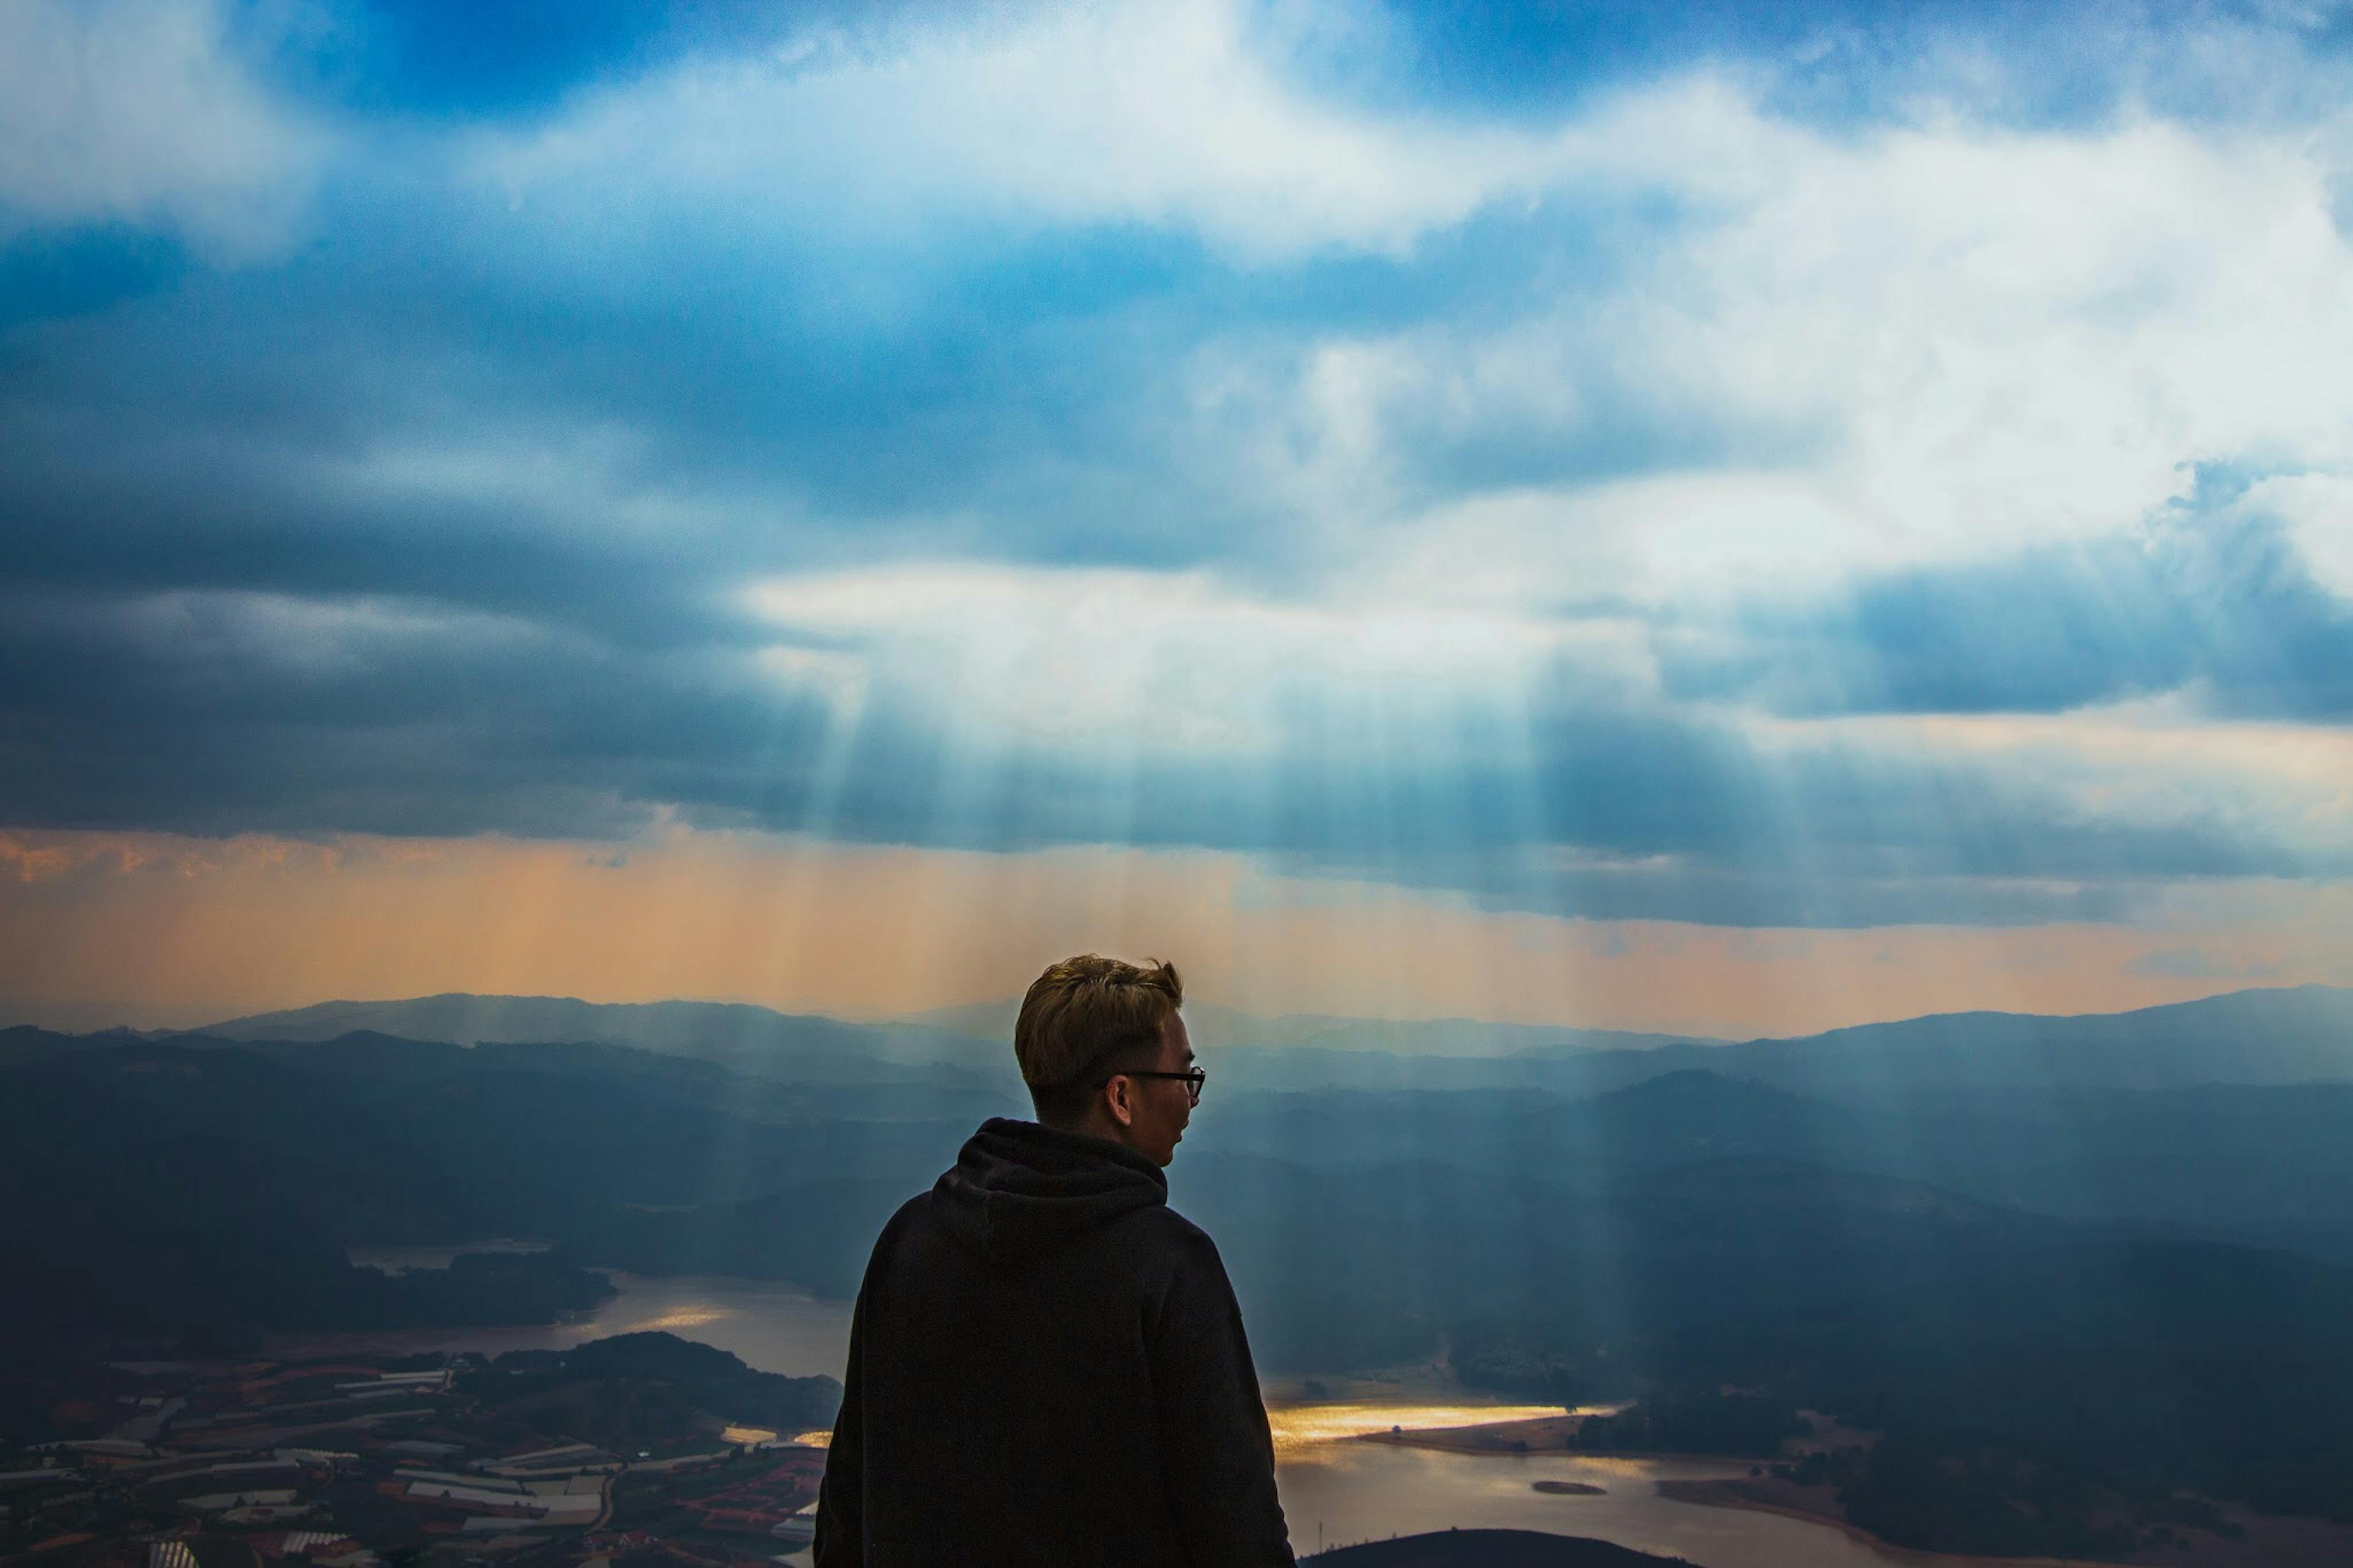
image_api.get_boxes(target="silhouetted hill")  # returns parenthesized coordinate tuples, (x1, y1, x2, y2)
(1307, 1530, 1691, 1565)
(0, 1022, 125, 1068)
(467, 1330, 839, 1438)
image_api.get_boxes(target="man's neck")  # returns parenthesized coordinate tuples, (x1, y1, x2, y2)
(1040, 1109, 1135, 1153)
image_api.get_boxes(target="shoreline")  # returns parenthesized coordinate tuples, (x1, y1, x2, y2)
(1316, 1419, 2139, 1568)
(1356, 1416, 2345, 1568)
(1653, 1481, 2120, 1568)
(1637, 1473, 2353, 1568)
(1351, 1414, 1572, 1455)
(1355, 1415, 1747, 1466)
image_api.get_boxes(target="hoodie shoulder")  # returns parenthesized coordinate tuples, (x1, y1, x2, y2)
(865, 1189, 942, 1268)
(1143, 1204, 1229, 1270)
(1137, 1207, 1248, 1346)
(883, 1187, 937, 1236)
(1154, 1204, 1215, 1245)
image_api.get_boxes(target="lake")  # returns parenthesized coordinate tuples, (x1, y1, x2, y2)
(1273, 1426, 1969, 1567)
(290, 1269, 2005, 1567)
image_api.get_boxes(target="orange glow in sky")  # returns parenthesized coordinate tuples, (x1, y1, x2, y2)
(3, 826, 2343, 1036)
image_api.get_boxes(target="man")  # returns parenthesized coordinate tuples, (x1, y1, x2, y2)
(813, 955, 1294, 1566)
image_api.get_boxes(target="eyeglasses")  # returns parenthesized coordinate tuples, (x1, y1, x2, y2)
(1098, 1067, 1206, 1107)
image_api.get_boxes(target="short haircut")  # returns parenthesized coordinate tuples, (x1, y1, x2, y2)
(1015, 954, 1184, 1123)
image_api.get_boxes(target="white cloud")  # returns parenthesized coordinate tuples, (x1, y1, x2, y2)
(1234, 100, 2353, 607)
(470, 0, 1614, 261)
(745, 563, 1563, 752)
(1646, 116, 2353, 547)
(2246, 472, 2353, 601)
(463, 0, 2353, 611)
(732, 546, 2350, 886)
(0, 0, 324, 260)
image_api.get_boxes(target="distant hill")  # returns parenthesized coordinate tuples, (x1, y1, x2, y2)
(1208, 983, 2353, 1093)
(195, 992, 1015, 1088)
(1307, 1530, 1691, 1565)
(1702, 983, 2353, 1093)
(0, 1023, 104, 1070)
(475, 1330, 838, 1438)
(158, 983, 2353, 1096)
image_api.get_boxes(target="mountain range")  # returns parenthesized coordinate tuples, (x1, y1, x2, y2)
(195, 992, 1008, 1085)
(13, 981, 2353, 1535)
(145, 981, 2353, 1095)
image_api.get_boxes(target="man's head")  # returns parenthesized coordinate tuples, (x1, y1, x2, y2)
(1015, 954, 1199, 1167)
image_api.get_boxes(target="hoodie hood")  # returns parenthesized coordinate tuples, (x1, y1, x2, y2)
(934, 1117, 1168, 1263)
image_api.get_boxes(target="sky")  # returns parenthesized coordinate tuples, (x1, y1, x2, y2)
(3, 0, 2350, 1035)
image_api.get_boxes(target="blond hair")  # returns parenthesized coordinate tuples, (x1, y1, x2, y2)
(1015, 954, 1183, 1117)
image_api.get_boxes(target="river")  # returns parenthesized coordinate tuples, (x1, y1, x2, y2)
(289, 1268, 2006, 1567)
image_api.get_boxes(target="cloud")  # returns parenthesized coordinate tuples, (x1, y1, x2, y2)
(1656, 504, 2353, 719)
(0, 0, 325, 260)
(744, 563, 1563, 753)
(2253, 471, 2353, 601)
(464, 0, 1611, 263)
(1, 0, 2350, 946)
(1234, 104, 2353, 605)
(3, 555, 2343, 930)
(1374, 0, 2353, 131)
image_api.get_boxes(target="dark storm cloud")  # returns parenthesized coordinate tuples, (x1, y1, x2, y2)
(1657, 507, 2353, 721)
(1, 562, 2329, 929)
(0, 199, 1320, 601)
(0, 585, 822, 838)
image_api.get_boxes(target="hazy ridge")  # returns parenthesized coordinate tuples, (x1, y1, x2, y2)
(178, 981, 2353, 1091)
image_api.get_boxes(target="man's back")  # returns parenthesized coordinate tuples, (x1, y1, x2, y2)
(813, 1117, 1294, 1566)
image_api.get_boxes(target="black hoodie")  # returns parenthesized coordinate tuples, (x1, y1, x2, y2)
(813, 1118, 1295, 1567)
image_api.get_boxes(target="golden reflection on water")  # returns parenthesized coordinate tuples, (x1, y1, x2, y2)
(782, 1408, 1569, 1461)
(629, 1305, 730, 1330)
(721, 1424, 779, 1444)
(1265, 1403, 1566, 1456)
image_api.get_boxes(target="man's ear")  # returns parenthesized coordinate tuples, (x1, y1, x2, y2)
(1104, 1075, 1135, 1128)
